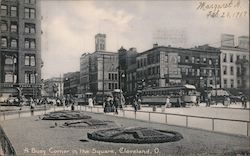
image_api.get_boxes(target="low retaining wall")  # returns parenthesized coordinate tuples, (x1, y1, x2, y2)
(0, 126, 16, 155)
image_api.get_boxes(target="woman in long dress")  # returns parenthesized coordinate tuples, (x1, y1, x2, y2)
(88, 98, 93, 107)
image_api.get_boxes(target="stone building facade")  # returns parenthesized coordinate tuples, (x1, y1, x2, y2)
(220, 34, 249, 95)
(0, 0, 41, 99)
(136, 44, 221, 92)
(80, 34, 118, 98)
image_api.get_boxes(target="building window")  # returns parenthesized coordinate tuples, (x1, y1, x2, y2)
(203, 69, 207, 76)
(196, 57, 200, 63)
(25, 72, 36, 84)
(144, 58, 147, 66)
(215, 59, 219, 65)
(25, 0, 36, 4)
(10, 22, 18, 33)
(192, 69, 195, 76)
(222, 53, 227, 62)
(191, 57, 195, 63)
(25, 23, 36, 33)
(196, 69, 200, 76)
(1, 5, 7, 16)
(30, 9, 35, 19)
(210, 80, 213, 85)
(203, 58, 207, 64)
(25, 38, 36, 49)
(230, 79, 234, 88)
(1, 37, 7, 47)
(24, 8, 36, 19)
(209, 69, 212, 77)
(230, 66, 234, 75)
(178, 56, 180, 63)
(10, 39, 17, 48)
(208, 59, 212, 65)
(237, 79, 240, 86)
(223, 66, 227, 75)
(223, 79, 227, 88)
(108, 73, 111, 80)
(25, 55, 36, 66)
(114, 73, 117, 80)
(243, 55, 246, 60)
(5, 56, 14, 65)
(1, 20, 7, 31)
(111, 73, 114, 80)
(237, 67, 240, 76)
(185, 68, 189, 75)
(236, 55, 240, 62)
(4, 72, 13, 83)
(10, 6, 17, 17)
(230, 54, 233, 63)
(185, 56, 189, 63)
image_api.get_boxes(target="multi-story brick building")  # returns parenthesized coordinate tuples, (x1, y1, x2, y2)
(63, 71, 80, 97)
(80, 34, 118, 99)
(79, 53, 90, 93)
(0, 0, 41, 100)
(220, 34, 249, 95)
(135, 44, 221, 92)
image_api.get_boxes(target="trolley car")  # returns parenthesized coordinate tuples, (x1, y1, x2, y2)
(141, 84, 197, 107)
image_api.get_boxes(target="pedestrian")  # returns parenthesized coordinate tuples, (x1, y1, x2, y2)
(137, 97, 141, 110)
(177, 96, 181, 107)
(113, 96, 119, 114)
(196, 96, 200, 106)
(88, 97, 93, 107)
(206, 92, 211, 107)
(165, 96, 171, 108)
(241, 96, 247, 109)
(104, 96, 110, 113)
(133, 98, 138, 112)
(30, 97, 35, 115)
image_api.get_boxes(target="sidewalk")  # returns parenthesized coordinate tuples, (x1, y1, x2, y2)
(1, 111, 249, 156)
(198, 102, 250, 109)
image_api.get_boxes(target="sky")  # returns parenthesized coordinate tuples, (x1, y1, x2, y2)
(41, 0, 249, 79)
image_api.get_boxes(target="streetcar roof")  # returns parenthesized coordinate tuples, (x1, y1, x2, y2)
(183, 84, 196, 90)
(113, 89, 123, 93)
(142, 85, 196, 91)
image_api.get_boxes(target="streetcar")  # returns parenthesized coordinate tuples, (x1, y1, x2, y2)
(141, 84, 197, 107)
(76, 92, 93, 105)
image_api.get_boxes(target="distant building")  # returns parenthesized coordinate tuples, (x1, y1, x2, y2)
(0, 0, 42, 99)
(43, 77, 63, 97)
(135, 44, 221, 92)
(118, 47, 138, 96)
(80, 34, 118, 98)
(79, 53, 90, 93)
(220, 34, 249, 94)
(63, 71, 80, 96)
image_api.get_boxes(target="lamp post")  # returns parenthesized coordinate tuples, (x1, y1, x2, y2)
(120, 73, 125, 108)
(214, 59, 218, 105)
(33, 72, 38, 99)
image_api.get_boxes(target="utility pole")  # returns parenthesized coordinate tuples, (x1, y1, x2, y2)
(214, 58, 218, 105)
(102, 54, 105, 105)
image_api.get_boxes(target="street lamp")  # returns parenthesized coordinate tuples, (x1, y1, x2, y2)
(33, 72, 38, 99)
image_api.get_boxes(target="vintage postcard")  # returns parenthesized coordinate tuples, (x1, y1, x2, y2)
(0, 0, 249, 155)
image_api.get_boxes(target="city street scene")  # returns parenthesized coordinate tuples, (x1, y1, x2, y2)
(0, 0, 249, 155)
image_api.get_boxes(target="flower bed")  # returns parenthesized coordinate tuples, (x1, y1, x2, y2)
(42, 111, 91, 120)
(87, 127, 183, 144)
